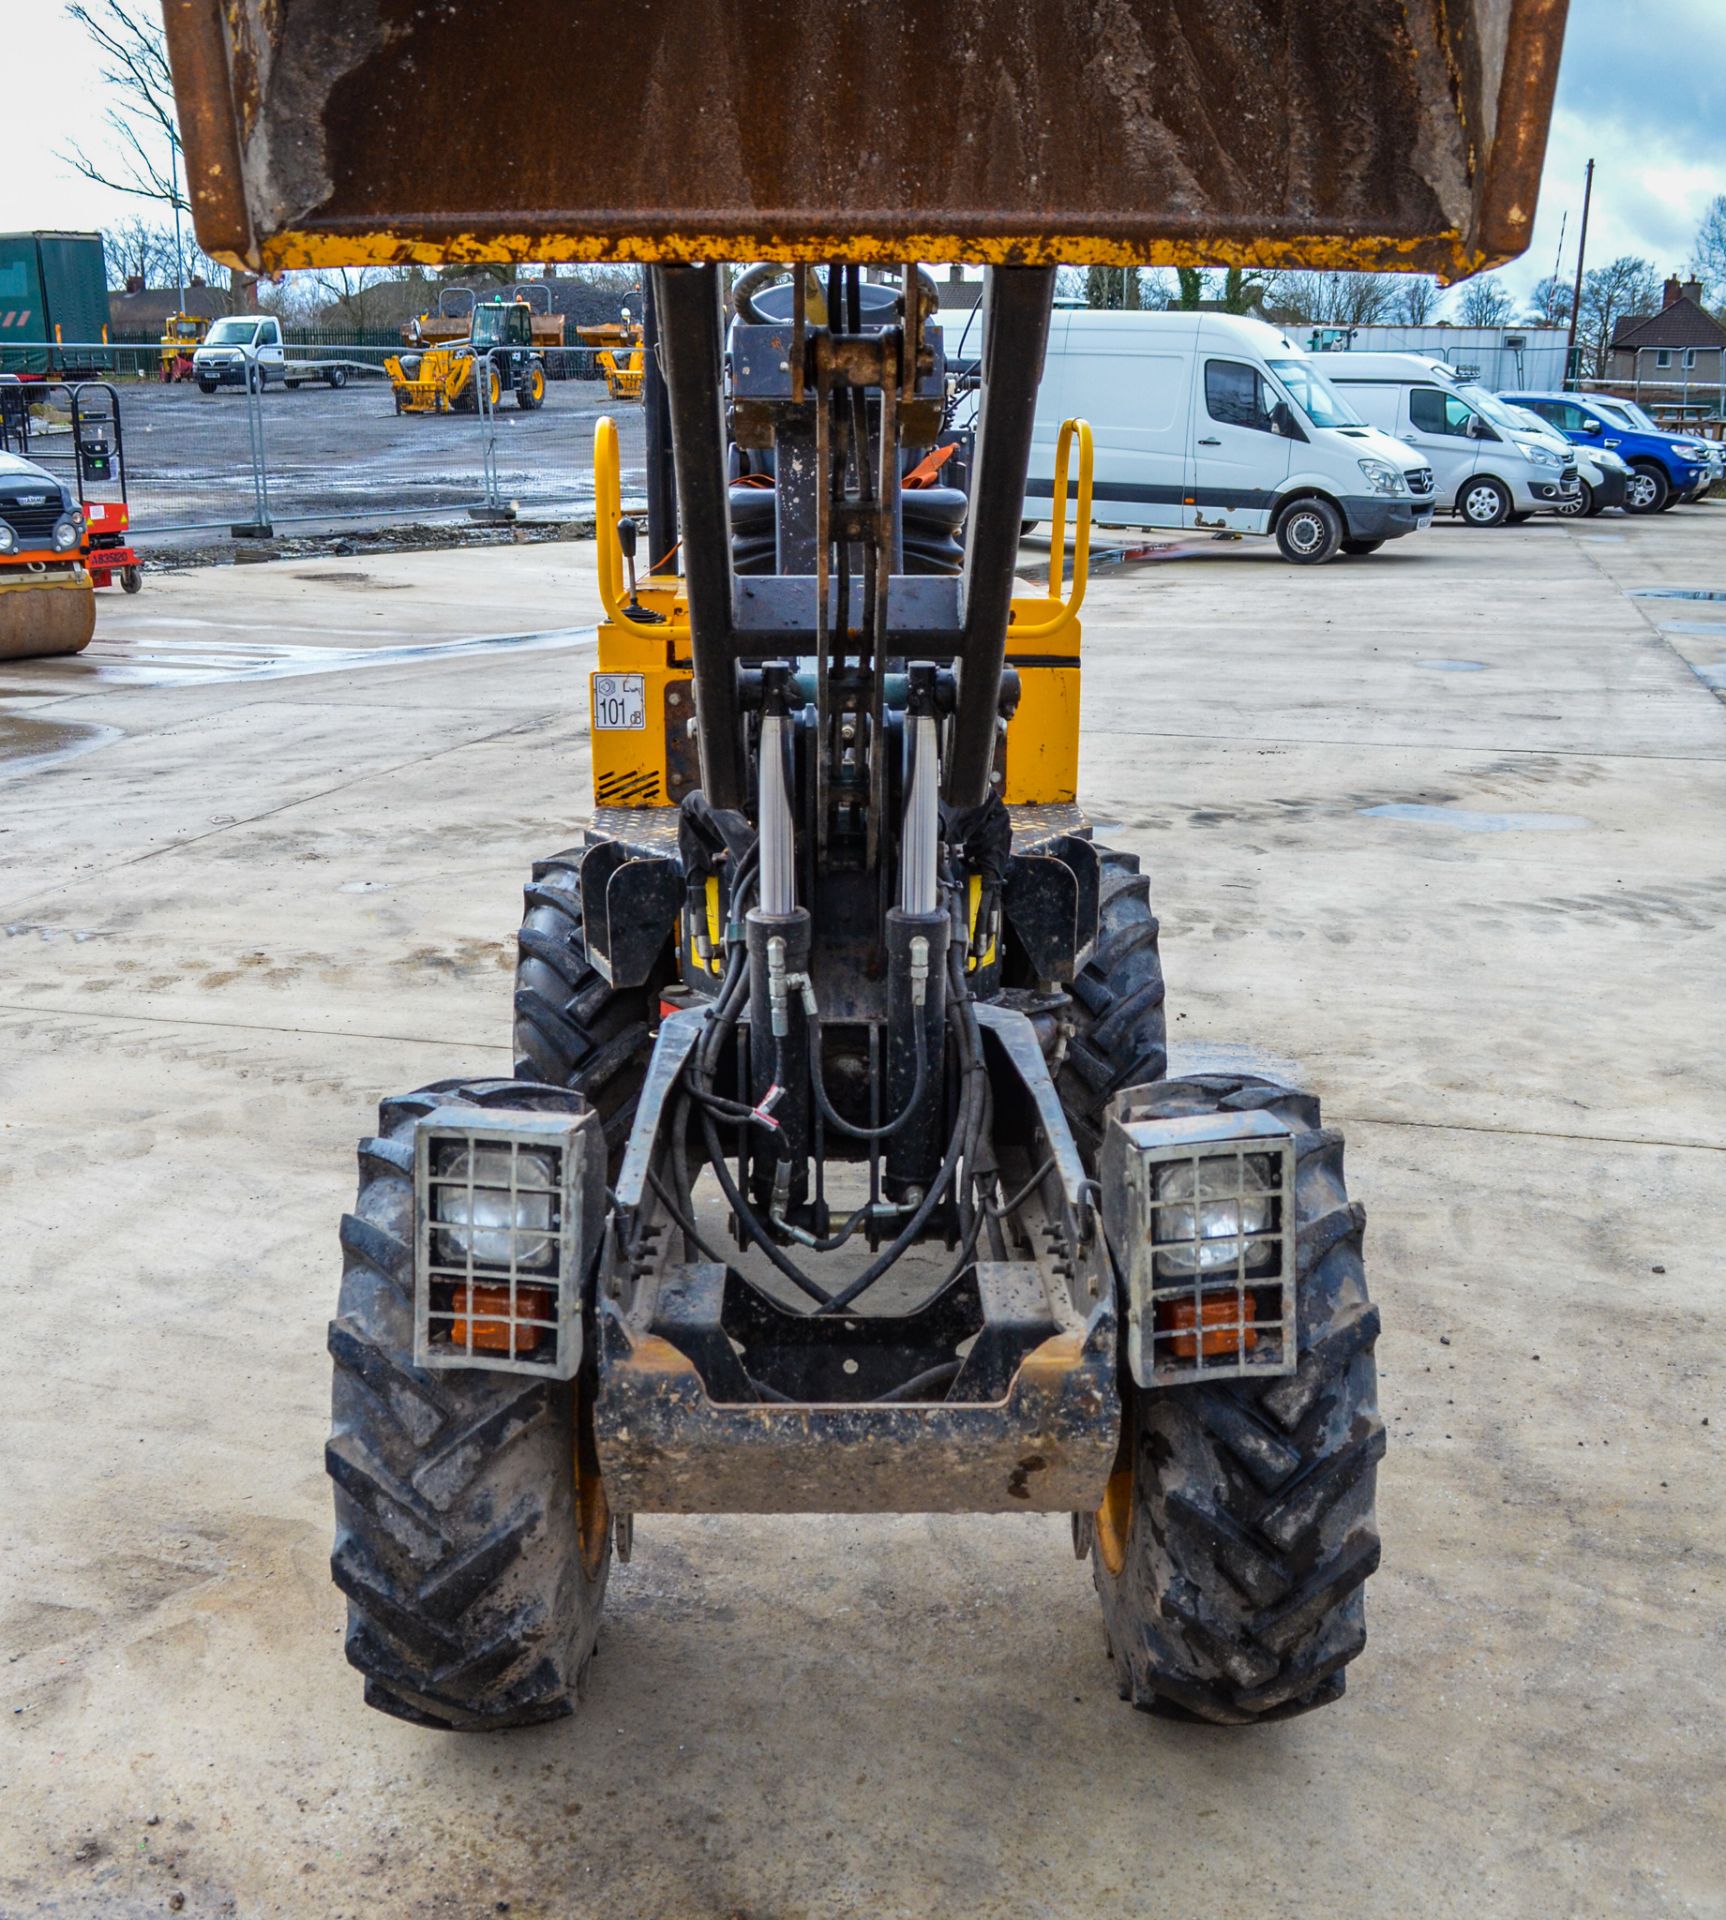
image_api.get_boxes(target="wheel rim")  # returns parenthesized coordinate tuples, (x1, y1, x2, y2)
(1094, 1430, 1134, 1577)
(531, 367, 545, 401)
(1285, 510, 1326, 556)
(572, 1389, 611, 1579)
(1464, 485, 1501, 523)
(1627, 472, 1658, 510)
(1555, 485, 1587, 517)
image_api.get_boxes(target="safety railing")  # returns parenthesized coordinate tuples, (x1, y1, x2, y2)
(1011, 416, 1092, 640)
(594, 413, 629, 622)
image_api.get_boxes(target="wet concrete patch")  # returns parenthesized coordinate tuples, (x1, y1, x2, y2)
(1630, 588, 1726, 601)
(1416, 659, 1488, 671)
(1359, 803, 1592, 832)
(0, 711, 122, 780)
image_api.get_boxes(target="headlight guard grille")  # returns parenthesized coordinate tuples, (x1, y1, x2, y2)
(412, 1105, 603, 1379)
(1101, 1103, 1298, 1388)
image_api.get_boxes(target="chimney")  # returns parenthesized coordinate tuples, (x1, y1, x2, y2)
(1662, 275, 1683, 308)
(125, 274, 144, 294)
(1681, 277, 1704, 306)
(190, 273, 206, 288)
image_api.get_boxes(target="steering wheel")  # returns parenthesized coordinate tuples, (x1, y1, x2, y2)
(730, 263, 942, 327)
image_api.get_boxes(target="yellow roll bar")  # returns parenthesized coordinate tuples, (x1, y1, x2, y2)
(593, 413, 628, 624)
(1011, 417, 1092, 641)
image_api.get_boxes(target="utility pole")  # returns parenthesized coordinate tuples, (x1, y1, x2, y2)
(1564, 157, 1594, 386)
(170, 140, 186, 307)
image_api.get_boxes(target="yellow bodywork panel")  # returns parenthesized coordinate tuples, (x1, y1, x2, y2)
(590, 587, 694, 810)
(1002, 600, 1082, 807)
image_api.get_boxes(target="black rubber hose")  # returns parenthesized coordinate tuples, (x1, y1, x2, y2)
(807, 1010, 927, 1140)
(873, 1360, 961, 1404)
(814, 998, 981, 1316)
(699, 1102, 833, 1305)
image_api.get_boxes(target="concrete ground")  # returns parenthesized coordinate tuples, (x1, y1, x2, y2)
(2, 507, 1723, 1918)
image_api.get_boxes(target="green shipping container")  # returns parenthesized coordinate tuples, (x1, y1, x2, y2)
(0, 232, 110, 376)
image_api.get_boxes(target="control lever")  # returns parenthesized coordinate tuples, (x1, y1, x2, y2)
(616, 515, 664, 624)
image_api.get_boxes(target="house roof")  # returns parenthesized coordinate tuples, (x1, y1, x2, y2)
(108, 283, 230, 334)
(1611, 295, 1726, 351)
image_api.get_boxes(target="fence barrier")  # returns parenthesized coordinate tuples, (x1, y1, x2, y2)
(0, 341, 646, 541)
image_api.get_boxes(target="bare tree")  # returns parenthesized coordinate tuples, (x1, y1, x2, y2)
(1273, 272, 1399, 327)
(1456, 275, 1514, 327)
(1084, 266, 1144, 310)
(1526, 274, 1573, 328)
(1391, 276, 1440, 325)
(1577, 255, 1660, 375)
(1693, 194, 1726, 311)
(61, 3, 189, 290)
(105, 213, 174, 289)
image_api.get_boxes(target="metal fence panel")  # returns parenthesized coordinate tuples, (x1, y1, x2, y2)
(3, 340, 648, 539)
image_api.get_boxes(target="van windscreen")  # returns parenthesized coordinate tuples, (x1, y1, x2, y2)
(1268, 360, 1361, 430)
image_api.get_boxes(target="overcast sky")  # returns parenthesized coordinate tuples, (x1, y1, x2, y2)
(0, 0, 1721, 308)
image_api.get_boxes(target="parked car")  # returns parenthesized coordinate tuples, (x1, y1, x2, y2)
(1501, 404, 1629, 517)
(1323, 354, 1578, 526)
(192, 316, 348, 394)
(1027, 312, 1434, 565)
(1500, 390, 1713, 513)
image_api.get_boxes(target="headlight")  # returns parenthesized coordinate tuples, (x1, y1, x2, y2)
(0, 522, 15, 554)
(1519, 442, 1561, 468)
(51, 517, 80, 551)
(1153, 1154, 1278, 1277)
(432, 1143, 557, 1270)
(1674, 443, 1707, 462)
(1356, 457, 1404, 496)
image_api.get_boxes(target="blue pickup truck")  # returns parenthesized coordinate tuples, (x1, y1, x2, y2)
(1501, 390, 1714, 513)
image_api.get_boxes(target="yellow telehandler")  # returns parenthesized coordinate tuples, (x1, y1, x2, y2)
(385, 295, 547, 415)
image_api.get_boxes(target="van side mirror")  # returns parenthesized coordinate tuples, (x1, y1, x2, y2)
(1581, 417, 1601, 434)
(1269, 399, 1300, 439)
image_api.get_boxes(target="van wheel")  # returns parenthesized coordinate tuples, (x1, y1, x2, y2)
(1625, 463, 1668, 513)
(1339, 537, 1384, 556)
(1459, 477, 1511, 527)
(1274, 499, 1342, 564)
(1554, 480, 1592, 518)
(196, 378, 216, 395)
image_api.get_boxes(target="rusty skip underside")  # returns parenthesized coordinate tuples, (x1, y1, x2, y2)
(164, 0, 1566, 279)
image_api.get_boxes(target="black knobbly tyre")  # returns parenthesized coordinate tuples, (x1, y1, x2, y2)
(328, 1079, 610, 1730)
(1089, 1073, 1383, 1724)
(513, 850, 660, 1173)
(1055, 845, 1168, 1169)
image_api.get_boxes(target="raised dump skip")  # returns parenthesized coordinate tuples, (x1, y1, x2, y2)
(165, 0, 1566, 276)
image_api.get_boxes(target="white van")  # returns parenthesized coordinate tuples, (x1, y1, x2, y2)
(1319, 353, 1578, 526)
(1027, 312, 1434, 564)
(193, 315, 287, 392)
